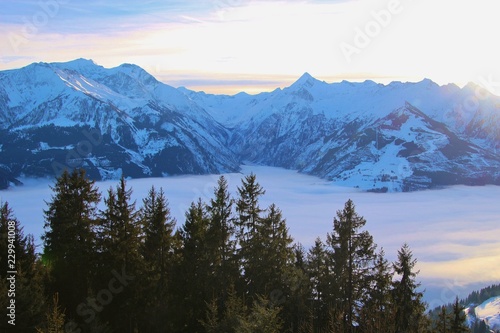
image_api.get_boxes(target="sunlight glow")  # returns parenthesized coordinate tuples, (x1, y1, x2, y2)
(1, 0, 498, 94)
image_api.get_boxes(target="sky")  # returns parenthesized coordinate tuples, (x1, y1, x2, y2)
(1, 165, 500, 306)
(1, 0, 499, 94)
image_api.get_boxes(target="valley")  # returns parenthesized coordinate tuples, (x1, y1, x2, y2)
(1, 164, 499, 306)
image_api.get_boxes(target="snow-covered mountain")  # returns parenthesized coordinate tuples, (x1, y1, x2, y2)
(466, 296, 500, 331)
(0, 59, 239, 188)
(1, 60, 499, 191)
(185, 72, 500, 192)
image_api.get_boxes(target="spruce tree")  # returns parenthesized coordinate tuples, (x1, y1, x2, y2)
(392, 243, 425, 333)
(450, 297, 470, 333)
(326, 199, 376, 333)
(177, 199, 212, 333)
(202, 289, 248, 333)
(250, 203, 294, 297)
(235, 173, 266, 298)
(96, 176, 141, 332)
(42, 169, 100, 320)
(36, 293, 65, 333)
(284, 243, 312, 333)
(360, 248, 394, 332)
(306, 237, 330, 331)
(206, 176, 239, 309)
(245, 295, 283, 333)
(139, 185, 177, 332)
(436, 305, 451, 333)
(235, 172, 265, 244)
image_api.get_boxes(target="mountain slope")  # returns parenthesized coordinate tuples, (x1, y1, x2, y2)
(466, 296, 500, 331)
(0, 60, 499, 191)
(0, 59, 239, 187)
(185, 73, 500, 192)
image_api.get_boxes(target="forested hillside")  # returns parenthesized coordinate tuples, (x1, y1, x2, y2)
(429, 284, 500, 333)
(0, 169, 474, 332)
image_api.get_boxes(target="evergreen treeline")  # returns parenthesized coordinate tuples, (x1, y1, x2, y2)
(462, 284, 500, 306)
(0, 169, 474, 332)
(429, 284, 500, 333)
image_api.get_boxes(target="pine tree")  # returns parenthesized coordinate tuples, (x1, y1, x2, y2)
(326, 199, 376, 333)
(98, 176, 141, 270)
(450, 297, 470, 333)
(235, 172, 265, 244)
(436, 305, 451, 333)
(176, 199, 212, 333)
(284, 243, 312, 333)
(202, 289, 248, 333)
(235, 173, 266, 298)
(206, 176, 239, 309)
(392, 243, 425, 333)
(306, 237, 330, 331)
(42, 169, 100, 319)
(139, 185, 177, 332)
(245, 295, 283, 333)
(96, 176, 141, 332)
(251, 203, 294, 297)
(36, 293, 65, 333)
(360, 248, 394, 332)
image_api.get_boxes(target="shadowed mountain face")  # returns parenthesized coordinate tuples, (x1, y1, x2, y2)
(1, 60, 499, 191)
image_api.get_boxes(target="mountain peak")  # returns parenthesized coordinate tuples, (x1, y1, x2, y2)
(290, 72, 318, 90)
(51, 58, 102, 73)
(299, 72, 314, 80)
(411, 78, 441, 91)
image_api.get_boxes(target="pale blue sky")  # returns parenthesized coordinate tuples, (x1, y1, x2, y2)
(1, 0, 499, 94)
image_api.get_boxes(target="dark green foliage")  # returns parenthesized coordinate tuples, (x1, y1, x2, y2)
(205, 176, 239, 309)
(392, 243, 426, 333)
(306, 238, 330, 330)
(202, 293, 283, 333)
(463, 284, 500, 306)
(138, 186, 177, 332)
(176, 199, 212, 333)
(42, 169, 100, 321)
(202, 290, 248, 333)
(36, 293, 65, 333)
(96, 176, 142, 332)
(436, 305, 451, 333)
(359, 248, 394, 332)
(235, 172, 265, 242)
(451, 297, 469, 333)
(326, 199, 377, 332)
(9, 172, 477, 333)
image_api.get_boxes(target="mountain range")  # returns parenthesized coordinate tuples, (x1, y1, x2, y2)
(0, 59, 499, 191)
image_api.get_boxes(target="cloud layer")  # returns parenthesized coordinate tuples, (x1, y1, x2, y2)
(1, 165, 499, 305)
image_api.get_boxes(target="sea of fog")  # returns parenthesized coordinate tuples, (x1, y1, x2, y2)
(1, 165, 499, 308)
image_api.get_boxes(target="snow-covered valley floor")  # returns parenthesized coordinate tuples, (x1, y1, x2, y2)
(1, 165, 499, 307)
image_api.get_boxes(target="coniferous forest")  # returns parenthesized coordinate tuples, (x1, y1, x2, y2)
(0, 169, 476, 332)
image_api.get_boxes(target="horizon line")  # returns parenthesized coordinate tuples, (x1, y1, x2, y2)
(0, 57, 491, 96)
